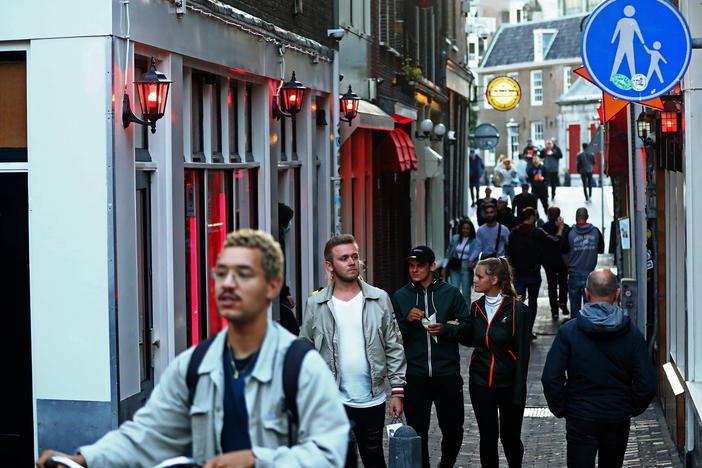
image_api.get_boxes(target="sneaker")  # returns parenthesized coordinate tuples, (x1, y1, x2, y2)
(531, 332, 538, 340)
(560, 303, 569, 316)
(551, 312, 559, 320)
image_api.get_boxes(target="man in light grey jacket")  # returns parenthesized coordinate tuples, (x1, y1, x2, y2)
(301, 234, 407, 468)
(37, 229, 349, 468)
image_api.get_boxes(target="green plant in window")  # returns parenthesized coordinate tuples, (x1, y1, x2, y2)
(400, 58, 422, 82)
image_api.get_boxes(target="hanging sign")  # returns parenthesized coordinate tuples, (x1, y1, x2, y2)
(582, 0, 691, 101)
(486, 76, 521, 111)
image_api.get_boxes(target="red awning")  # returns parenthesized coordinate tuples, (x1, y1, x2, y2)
(379, 129, 418, 172)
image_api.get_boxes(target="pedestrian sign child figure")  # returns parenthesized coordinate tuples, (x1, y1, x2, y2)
(644, 41, 667, 84)
(582, 0, 691, 101)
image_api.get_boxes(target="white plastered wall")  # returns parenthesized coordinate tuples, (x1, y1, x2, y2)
(29, 36, 113, 402)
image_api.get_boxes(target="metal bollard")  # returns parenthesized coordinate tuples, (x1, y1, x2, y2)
(388, 425, 421, 468)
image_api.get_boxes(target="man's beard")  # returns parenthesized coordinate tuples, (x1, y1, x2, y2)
(333, 265, 359, 283)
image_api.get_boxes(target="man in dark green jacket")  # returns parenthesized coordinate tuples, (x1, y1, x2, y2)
(392, 246, 469, 468)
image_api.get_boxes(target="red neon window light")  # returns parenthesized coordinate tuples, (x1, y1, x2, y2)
(207, 171, 232, 336)
(661, 112, 677, 133)
(185, 171, 202, 346)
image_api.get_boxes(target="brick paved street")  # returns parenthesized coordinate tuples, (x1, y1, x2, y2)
(386, 255, 682, 467)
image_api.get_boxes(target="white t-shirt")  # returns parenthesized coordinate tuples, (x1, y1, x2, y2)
(332, 292, 386, 408)
(485, 293, 504, 323)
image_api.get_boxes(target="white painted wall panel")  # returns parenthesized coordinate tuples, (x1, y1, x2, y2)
(29, 37, 112, 401)
(0, 0, 110, 41)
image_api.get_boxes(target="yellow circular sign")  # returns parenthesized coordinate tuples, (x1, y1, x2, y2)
(486, 76, 521, 111)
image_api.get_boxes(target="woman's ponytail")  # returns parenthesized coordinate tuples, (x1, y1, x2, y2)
(477, 257, 519, 298)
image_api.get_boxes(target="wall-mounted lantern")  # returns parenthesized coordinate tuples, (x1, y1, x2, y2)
(415, 119, 446, 141)
(636, 111, 652, 143)
(339, 85, 360, 125)
(273, 71, 306, 120)
(122, 57, 171, 134)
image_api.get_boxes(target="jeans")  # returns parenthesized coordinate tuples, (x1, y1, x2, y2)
(513, 272, 542, 334)
(470, 179, 480, 203)
(345, 403, 386, 468)
(545, 263, 568, 314)
(405, 374, 465, 468)
(581, 173, 593, 199)
(502, 185, 515, 204)
(568, 271, 589, 319)
(448, 260, 473, 305)
(469, 382, 525, 468)
(566, 416, 630, 468)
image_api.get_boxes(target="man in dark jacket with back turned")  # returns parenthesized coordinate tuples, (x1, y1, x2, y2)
(541, 269, 656, 468)
(564, 207, 604, 318)
(508, 207, 564, 338)
(393, 246, 469, 468)
(539, 206, 570, 319)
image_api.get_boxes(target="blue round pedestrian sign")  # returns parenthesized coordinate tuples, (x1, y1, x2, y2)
(582, 0, 691, 101)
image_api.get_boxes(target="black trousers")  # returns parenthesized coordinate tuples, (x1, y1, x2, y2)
(469, 382, 525, 468)
(544, 263, 568, 314)
(345, 403, 386, 468)
(531, 183, 549, 217)
(547, 172, 559, 198)
(513, 272, 542, 334)
(405, 374, 464, 468)
(566, 417, 630, 468)
(581, 173, 593, 199)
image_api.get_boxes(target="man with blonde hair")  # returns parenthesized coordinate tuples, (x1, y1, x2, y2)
(301, 234, 406, 468)
(37, 229, 350, 468)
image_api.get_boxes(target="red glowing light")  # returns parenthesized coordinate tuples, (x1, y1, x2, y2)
(311, 103, 317, 112)
(661, 112, 677, 133)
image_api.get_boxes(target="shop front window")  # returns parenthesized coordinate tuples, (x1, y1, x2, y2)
(185, 170, 205, 346)
(235, 168, 259, 229)
(185, 167, 259, 345)
(207, 171, 232, 336)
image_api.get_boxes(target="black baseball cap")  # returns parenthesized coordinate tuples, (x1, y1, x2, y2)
(408, 246, 435, 264)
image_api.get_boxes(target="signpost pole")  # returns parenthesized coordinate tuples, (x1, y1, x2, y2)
(600, 129, 605, 241)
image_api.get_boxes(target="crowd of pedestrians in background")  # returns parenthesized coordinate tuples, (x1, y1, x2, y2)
(37, 142, 650, 468)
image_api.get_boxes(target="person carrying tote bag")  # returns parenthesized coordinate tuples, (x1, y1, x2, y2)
(440, 219, 476, 304)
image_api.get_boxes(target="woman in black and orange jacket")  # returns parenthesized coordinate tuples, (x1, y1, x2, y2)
(464, 257, 531, 468)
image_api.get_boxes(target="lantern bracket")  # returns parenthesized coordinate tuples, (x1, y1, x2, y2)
(272, 96, 292, 121)
(122, 93, 156, 133)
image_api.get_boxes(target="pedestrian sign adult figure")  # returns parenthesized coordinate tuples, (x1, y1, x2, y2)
(582, 0, 691, 101)
(609, 5, 644, 82)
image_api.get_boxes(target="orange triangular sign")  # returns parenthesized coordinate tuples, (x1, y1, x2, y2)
(603, 92, 629, 122)
(574, 66, 594, 84)
(638, 97, 664, 110)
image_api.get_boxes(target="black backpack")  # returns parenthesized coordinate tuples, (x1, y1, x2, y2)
(185, 336, 357, 465)
(185, 337, 313, 447)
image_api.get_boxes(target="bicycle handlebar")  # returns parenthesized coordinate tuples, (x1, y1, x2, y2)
(152, 456, 202, 468)
(46, 456, 85, 468)
(48, 455, 202, 468)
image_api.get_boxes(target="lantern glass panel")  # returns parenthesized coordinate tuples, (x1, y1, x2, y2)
(661, 112, 677, 133)
(282, 88, 304, 114)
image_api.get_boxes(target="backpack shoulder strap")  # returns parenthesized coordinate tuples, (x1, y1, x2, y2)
(282, 339, 315, 447)
(186, 335, 217, 407)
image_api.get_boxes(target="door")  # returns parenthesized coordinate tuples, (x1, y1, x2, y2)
(0, 173, 32, 465)
(119, 171, 155, 421)
(568, 124, 581, 173)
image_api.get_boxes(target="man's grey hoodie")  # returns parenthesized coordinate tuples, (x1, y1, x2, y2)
(566, 223, 604, 274)
(541, 301, 656, 422)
